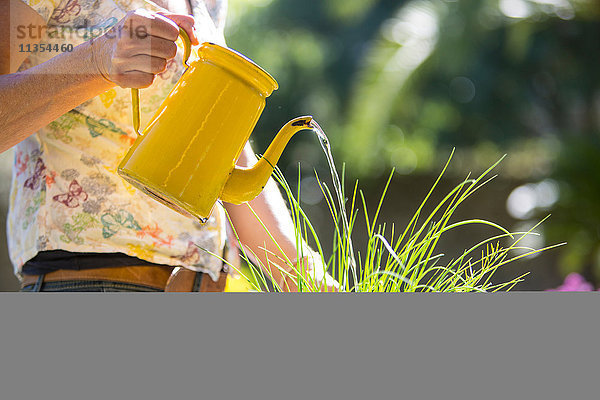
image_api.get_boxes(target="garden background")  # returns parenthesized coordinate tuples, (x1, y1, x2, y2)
(1, 0, 599, 291)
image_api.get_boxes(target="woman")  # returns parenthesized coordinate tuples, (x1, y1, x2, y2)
(0, 0, 334, 292)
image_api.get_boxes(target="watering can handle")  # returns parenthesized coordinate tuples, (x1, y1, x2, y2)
(131, 27, 192, 135)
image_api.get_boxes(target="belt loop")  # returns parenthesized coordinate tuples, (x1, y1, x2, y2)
(32, 274, 45, 292)
(192, 271, 204, 292)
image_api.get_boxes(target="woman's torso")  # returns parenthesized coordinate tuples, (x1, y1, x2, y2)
(9, 0, 229, 281)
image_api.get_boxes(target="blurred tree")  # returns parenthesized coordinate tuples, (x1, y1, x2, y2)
(226, 0, 408, 177)
(226, 0, 600, 284)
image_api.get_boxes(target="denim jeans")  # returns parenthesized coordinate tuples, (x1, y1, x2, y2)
(20, 275, 164, 292)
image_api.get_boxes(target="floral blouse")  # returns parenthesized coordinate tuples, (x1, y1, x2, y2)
(9, 0, 229, 281)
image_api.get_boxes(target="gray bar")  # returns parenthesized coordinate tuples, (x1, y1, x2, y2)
(0, 293, 597, 400)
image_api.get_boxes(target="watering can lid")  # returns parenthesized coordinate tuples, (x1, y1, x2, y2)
(198, 43, 279, 97)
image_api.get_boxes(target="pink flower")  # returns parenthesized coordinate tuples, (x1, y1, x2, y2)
(547, 273, 595, 292)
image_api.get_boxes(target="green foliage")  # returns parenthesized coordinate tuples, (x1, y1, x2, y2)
(227, 0, 599, 176)
(217, 152, 559, 292)
(226, 0, 599, 282)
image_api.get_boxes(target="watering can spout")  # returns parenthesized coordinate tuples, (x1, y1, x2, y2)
(220, 116, 314, 204)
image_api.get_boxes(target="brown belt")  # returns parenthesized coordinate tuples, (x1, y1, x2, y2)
(20, 265, 228, 292)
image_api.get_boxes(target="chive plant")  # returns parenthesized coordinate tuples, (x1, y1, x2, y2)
(205, 151, 561, 292)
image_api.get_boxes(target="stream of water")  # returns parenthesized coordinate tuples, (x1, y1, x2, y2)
(309, 120, 358, 289)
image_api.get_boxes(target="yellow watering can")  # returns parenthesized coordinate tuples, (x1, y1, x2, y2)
(118, 30, 315, 223)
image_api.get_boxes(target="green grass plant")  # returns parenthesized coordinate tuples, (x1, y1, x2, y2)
(212, 151, 561, 292)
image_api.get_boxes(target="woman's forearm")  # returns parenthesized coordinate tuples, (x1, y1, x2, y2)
(224, 143, 308, 286)
(0, 40, 114, 152)
(0, 7, 200, 154)
(226, 143, 338, 291)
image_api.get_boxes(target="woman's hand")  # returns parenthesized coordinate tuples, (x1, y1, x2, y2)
(91, 9, 199, 89)
(277, 252, 339, 293)
(0, 5, 200, 151)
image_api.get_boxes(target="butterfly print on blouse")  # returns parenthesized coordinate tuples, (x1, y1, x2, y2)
(37, 235, 49, 251)
(101, 209, 142, 239)
(99, 89, 117, 108)
(45, 170, 57, 188)
(52, 179, 88, 208)
(136, 223, 174, 247)
(119, 134, 136, 146)
(15, 151, 29, 177)
(22, 191, 45, 230)
(60, 212, 98, 245)
(24, 159, 47, 190)
(47, 113, 80, 144)
(52, 0, 82, 24)
(172, 242, 201, 265)
(86, 115, 127, 138)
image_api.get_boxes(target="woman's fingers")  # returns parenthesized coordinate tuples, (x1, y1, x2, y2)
(157, 12, 199, 45)
(124, 35, 177, 59)
(118, 71, 156, 89)
(92, 9, 197, 89)
(123, 55, 168, 74)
